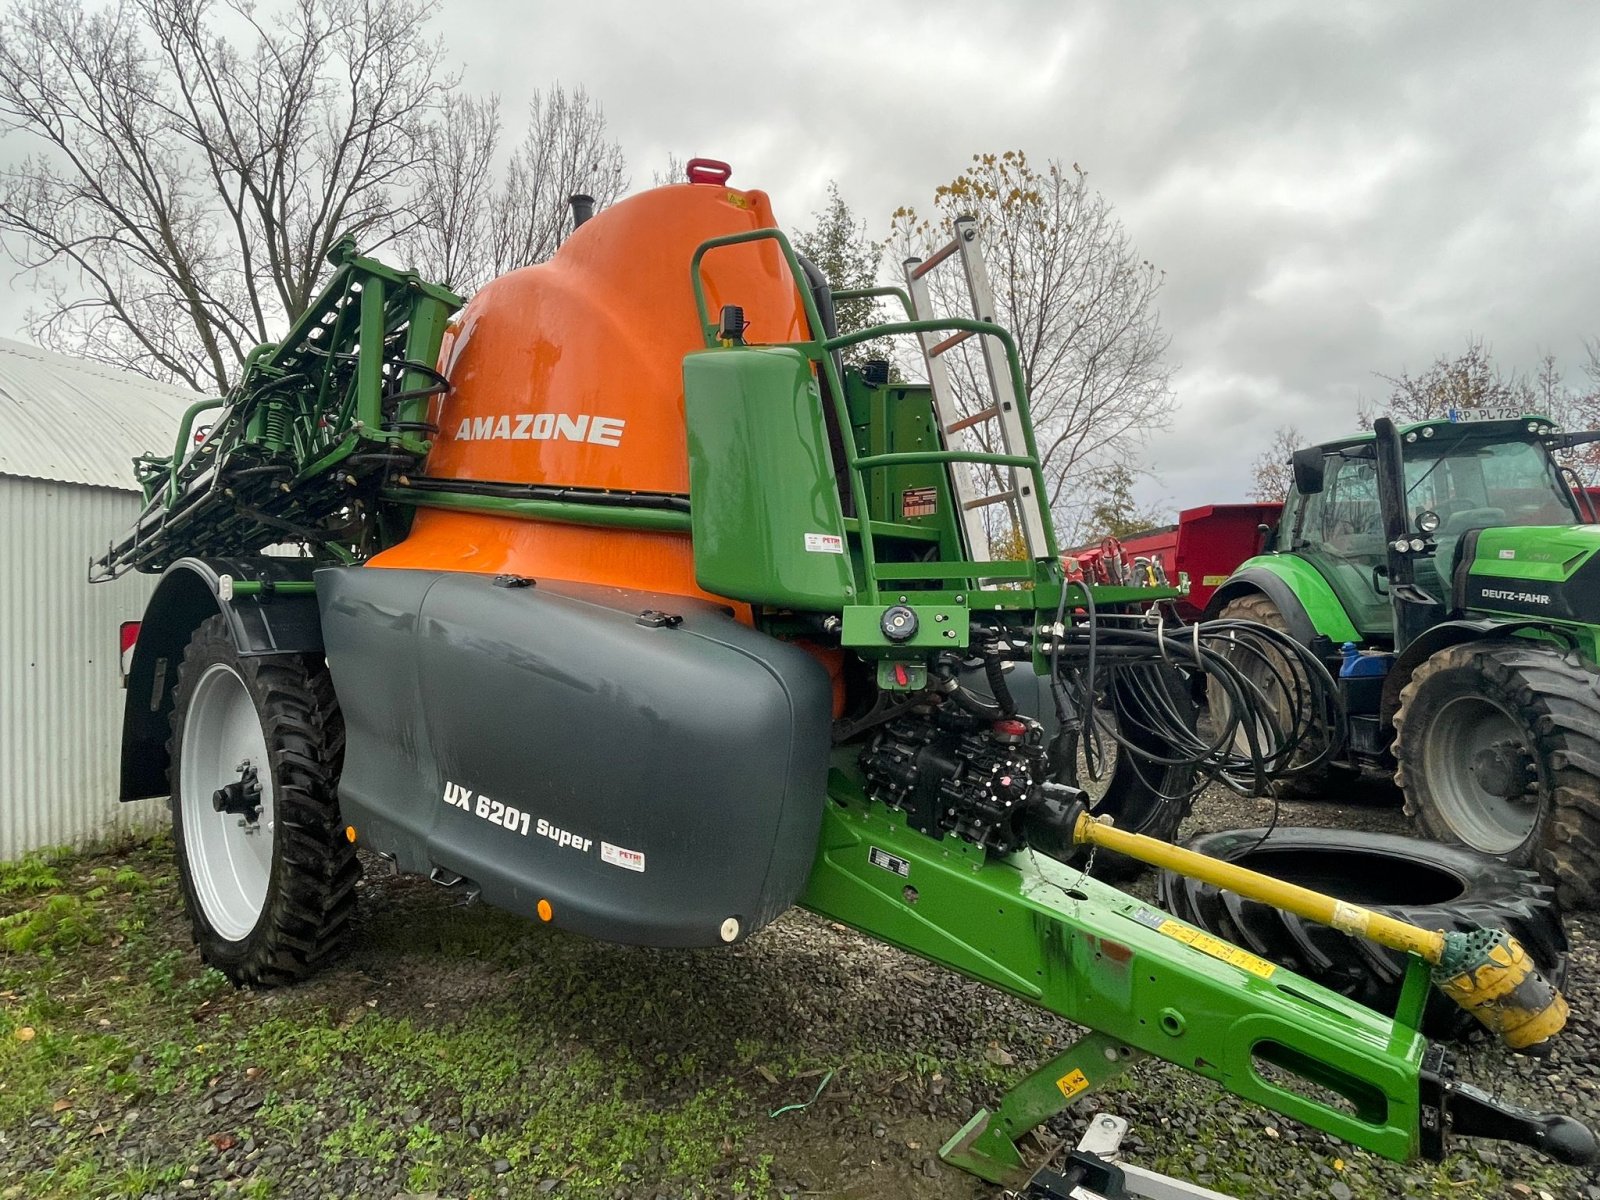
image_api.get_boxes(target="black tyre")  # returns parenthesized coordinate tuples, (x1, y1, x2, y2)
(1157, 827, 1568, 1040)
(1209, 593, 1333, 796)
(1395, 641, 1600, 910)
(168, 616, 358, 986)
(1074, 664, 1198, 882)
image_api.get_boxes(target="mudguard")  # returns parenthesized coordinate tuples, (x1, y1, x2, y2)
(1206, 559, 1361, 646)
(120, 556, 323, 800)
(317, 567, 834, 947)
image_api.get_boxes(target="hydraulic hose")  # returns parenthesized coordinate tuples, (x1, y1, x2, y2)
(1042, 611, 1346, 802)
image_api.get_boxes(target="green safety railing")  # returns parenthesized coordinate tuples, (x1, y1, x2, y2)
(688, 228, 1061, 605)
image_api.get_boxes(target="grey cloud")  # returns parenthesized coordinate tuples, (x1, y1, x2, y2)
(3, 1, 1595, 522)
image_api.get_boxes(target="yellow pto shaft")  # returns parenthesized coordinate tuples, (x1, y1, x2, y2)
(1072, 813, 1568, 1050)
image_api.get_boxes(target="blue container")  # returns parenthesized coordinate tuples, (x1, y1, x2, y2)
(1339, 642, 1392, 714)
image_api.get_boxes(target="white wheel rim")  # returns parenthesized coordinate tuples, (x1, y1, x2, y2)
(180, 663, 275, 940)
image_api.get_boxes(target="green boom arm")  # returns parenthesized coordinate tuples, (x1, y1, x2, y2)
(800, 761, 1589, 1184)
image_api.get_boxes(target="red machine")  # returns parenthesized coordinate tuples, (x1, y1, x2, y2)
(1067, 502, 1284, 619)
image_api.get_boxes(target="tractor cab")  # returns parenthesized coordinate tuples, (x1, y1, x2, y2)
(1275, 415, 1592, 647)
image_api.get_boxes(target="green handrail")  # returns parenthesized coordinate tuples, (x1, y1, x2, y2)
(689, 228, 1061, 603)
(831, 284, 915, 321)
(166, 397, 228, 505)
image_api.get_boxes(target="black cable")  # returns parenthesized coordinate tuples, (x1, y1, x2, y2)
(1039, 612, 1345, 807)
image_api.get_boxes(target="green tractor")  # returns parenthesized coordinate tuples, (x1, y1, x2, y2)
(1209, 414, 1600, 906)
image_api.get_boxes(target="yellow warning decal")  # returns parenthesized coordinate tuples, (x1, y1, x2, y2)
(1202, 574, 1229, 586)
(1157, 919, 1277, 979)
(1055, 1067, 1090, 1099)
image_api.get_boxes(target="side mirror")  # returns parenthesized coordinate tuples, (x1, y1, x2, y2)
(1291, 447, 1326, 496)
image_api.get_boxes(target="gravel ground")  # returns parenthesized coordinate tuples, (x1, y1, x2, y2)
(2, 782, 1597, 1200)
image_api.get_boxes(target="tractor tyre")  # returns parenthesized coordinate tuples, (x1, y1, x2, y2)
(1075, 664, 1199, 882)
(1157, 827, 1568, 1040)
(1210, 593, 1332, 797)
(168, 616, 358, 986)
(1394, 640, 1600, 910)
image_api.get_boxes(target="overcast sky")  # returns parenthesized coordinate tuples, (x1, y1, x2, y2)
(6, 2, 1598, 515)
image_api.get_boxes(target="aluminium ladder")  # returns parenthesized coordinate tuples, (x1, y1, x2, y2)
(903, 215, 1050, 564)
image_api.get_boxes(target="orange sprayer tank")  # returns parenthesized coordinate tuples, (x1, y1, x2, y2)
(365, 178, 811, 601)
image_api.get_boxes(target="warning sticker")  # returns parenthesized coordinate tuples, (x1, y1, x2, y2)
(1055, 1067, 1090, 1100)
(804, 532, 845, 554)
(1155, 918, 1277, 979)
(601, 841, 646, 873)
(1202, 574, 1229, 586)
(868, 847, 911, 878)
(901, 486, 938, 519)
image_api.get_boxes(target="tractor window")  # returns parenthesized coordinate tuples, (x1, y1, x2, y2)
(1403, 436, 1577, 602)
(1403, 437, 1575, 535)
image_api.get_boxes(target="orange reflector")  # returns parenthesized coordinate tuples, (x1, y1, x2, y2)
(344, 826, 357, 843)
(537, 899, 553, 922)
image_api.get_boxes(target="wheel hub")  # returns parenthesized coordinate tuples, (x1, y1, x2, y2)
(1470, 739, 1535, 802)
(212, 761, 263, 822)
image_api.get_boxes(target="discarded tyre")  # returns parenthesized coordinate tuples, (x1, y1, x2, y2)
(1157, 827, 1568, 1041)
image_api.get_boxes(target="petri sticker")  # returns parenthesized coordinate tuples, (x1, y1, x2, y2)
(601, 841, 646, 873)
(804, 532, 845, 554)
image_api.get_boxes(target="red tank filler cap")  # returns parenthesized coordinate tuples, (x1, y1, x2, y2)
(686, 158, 733, 185)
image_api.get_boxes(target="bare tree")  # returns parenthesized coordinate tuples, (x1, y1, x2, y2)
(890, 151, 1175, 547)
(0, 2, 629, 391)
(1360, 338, 1600, 483)
(0, 0, 459, 393)
(1250, 424, 1304, 502)
(400, 83, 627, 294)
(402, 95, 501, 294)
(483, 85, 626, 283)
(650, 153, 687, 188)
(1362, 337, 1537, 428)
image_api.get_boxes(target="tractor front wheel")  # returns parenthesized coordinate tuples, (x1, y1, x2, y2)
(168, 616, 359, 985)
(1395, 640, 1600, 909)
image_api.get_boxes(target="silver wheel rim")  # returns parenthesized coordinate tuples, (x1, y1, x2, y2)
(1422, 694, 1537, 855)
(180, 663, 274, 940)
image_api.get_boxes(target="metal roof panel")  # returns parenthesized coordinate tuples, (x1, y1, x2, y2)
(0, 338, 202, 492)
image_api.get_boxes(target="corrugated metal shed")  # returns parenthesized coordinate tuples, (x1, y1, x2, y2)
(0, 478, 167, 854)
(0, 340, 199, 857)
(0, 337, 202, 491)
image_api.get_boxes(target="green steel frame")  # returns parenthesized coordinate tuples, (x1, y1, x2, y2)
(94, 240, 463, 579)
(801, 760, 1433, 1184)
